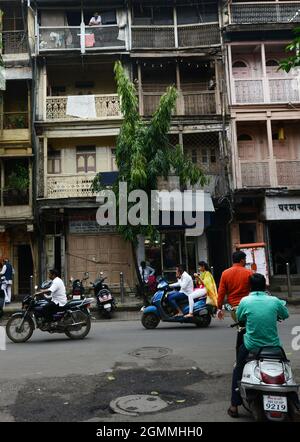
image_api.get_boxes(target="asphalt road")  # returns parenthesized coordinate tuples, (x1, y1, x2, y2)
(0, 312, 299, 422)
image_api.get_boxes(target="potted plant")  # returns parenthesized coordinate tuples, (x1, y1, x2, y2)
(3, 163, 29, 205)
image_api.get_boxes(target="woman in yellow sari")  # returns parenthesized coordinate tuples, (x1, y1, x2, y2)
(196, 261, 218, 307)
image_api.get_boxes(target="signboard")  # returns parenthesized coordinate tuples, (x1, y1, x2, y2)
(69, 220, 117, 234)
(237, 242, 269, 286)
(264, 197, 300, 221)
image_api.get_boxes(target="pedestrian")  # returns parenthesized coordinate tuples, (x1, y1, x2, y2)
(184, 261, 218, 318)
(0, 258, 14, 304)
(228, 273, 289, 418)
(37, 269, 67, 324)
(168, 264, 193, 316)
(217, 251, 253, 356)
(139, 261, 155, 285)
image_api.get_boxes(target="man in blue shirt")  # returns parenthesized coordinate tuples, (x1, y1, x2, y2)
(228, 273, 289, 418)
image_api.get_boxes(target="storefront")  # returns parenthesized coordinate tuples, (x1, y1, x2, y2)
(264, 196, 300, 275)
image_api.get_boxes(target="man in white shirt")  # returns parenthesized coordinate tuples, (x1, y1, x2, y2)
(168, 264, 193, 316)
(89, 12, 102, 26)
(38, 269, 67, 323)
(139, 261, 155, 284)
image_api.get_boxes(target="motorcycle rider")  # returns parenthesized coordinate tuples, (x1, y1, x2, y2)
(217, 251, 253, 355)
(228, 273, 289, 418)
(38, 269, 67, 324)
(168, 264, 193, 316)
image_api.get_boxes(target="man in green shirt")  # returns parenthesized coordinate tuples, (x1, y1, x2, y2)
(228, 273, 289, 418)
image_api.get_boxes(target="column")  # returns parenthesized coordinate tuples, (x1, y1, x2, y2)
(261, 43, 270, 103)
(266, 117, 278, 187)
(214, 58, 222, 114)
(231, 118, 242, 188)
(227, 45, 236, 104)
(176, 61, 184, 115)
(137, 62, 144, 116)
(0, 159, 4, 206)
(173, 6, 178, 49)
(43, 137, 48, 198)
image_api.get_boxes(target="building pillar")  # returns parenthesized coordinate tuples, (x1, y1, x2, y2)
(266, 117, 277, 187)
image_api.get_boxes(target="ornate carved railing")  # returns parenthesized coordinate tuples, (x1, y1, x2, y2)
(277, 161, 300, 186)
(47, 174, 95, 199)
(230, 1, 300, 24)
(269, 78, 300, 102)
(234, 77, 300, 103)
(45, 95, 122, 120)
(240, 161, 271, 187)
(1, 31, 27, 54)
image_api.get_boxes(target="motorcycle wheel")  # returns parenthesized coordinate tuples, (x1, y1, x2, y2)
(6, 314, 34, 343)
(65, 316, 91, 340)
(103, 310, 111, 319)
(194, 314, 211, 328)
(250, 398, 266, 422)
(141, 313, 160, 329)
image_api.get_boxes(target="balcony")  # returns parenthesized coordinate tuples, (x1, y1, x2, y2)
(240, 161, 271, 187)
(38, 25, 126, 52)
(0, 112, 30, 142)
(46, 174, 95, 199)
(229, 1, 300, 25)
(1, 31, 28, 55)
(277, 160, 300, 186)
(233, 77, 300, 104)
(131, 22, 220, 50)
(142, 90, 217, 116)
(45, 95, 122, 121)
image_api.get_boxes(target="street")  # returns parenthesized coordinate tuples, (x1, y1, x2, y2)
(0, 311, 300, 422)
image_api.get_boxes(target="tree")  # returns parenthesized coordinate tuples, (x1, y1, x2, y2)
(279, 27, 300, 72)
(92, 61, 207, 300)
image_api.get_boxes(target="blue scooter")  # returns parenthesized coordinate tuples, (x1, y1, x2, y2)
(141, 277, 215, 329)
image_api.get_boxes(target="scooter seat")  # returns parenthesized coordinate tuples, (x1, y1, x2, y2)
(248, 346, 288, 362)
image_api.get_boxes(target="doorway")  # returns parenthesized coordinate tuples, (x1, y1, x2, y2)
(18, 245, 33, 295)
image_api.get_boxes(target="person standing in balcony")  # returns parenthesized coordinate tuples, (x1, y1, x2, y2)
(89, 12, 102, 26)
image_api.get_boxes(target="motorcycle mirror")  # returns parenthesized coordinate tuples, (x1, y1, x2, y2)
(224, 303, 234, 312)
(100, 272, 104, 276)
(34, 285, 38, 290)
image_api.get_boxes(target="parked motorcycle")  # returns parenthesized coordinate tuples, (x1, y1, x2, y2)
(91, 273, 116, 319)
(6, 280, 94, 343)
(69, 272, 89, 300)
(141, 277, 215, 329)
(225, 304, 300, 422)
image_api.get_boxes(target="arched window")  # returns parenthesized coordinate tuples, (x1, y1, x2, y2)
(266, 59, 279, 67)
(237, 134, 252, 141)
(233, 60, 248, 68)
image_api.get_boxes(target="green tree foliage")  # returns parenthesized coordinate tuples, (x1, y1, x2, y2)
(92, 61, 207, 245)
(279, 27, 300, 72)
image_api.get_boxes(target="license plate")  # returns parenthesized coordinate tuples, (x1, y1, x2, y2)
(263, 395, 287, 412)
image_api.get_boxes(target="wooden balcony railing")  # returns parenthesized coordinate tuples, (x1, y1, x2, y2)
(1, 30, 28, 54)
(131, 22, 220, 49)
(38, 25, 126, 52)
(45, 95, 122, 121)
(240, 161, 271, 187)
(46, 174, 96, 199)
(1, 112, 29, 130)
(229, 1, 300, 24)
(233, 77, 300, 104)
(142, 90, 217, 116)
(277, 160, 300, 186)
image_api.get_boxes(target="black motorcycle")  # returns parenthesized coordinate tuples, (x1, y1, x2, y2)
(6, 280, 94, 343)
(69, 272, 89, 300)
(91, 274, 116, 319)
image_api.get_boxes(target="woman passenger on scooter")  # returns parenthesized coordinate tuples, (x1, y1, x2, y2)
(184, 261, 218, 318)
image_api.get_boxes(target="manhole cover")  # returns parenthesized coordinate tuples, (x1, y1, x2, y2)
(129, 347, 172, 359)
(110, 395, 168, 416)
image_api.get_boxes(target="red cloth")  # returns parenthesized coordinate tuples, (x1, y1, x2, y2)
(217, 263, 252, 309)
(85, 33, 95, 47)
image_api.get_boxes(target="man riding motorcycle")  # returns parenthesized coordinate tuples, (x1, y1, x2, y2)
(37, 269, 67, 324)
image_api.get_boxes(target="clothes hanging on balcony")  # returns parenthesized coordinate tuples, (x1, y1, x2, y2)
(66, 95, 96, 119)
(85, 33, 95, 47)
(116, 9, 127, 41)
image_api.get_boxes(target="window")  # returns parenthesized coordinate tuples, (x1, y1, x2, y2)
(76, 146, 96, 173)
(47, 150, 61, 174)
(177, 3, 218, 25)
(266, 59, 279, 67)
(233, 61, 247, 68)
(239, 223, 257, 244)
(238, 134, 252, 141)
(132, 4, 173, 25)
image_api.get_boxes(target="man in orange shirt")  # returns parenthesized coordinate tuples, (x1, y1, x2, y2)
(217, 251, 252, 355)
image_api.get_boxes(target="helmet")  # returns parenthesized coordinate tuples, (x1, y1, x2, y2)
(41, 280, 52, 289)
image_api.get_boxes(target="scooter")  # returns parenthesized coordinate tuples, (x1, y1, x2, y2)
(225, 304, 300, 421)
(91, 273, 116, 319)
(141, 277, 215, 329)
(69, 272, 89, 300)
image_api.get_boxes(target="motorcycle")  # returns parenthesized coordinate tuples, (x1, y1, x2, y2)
(91, 273, 116, 319)
(6, 280, 94, 343)
(141, 277, 215, 329)
(69, 272, 89, 300)
(225, 304, 300, 422)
